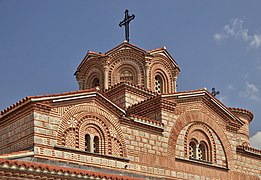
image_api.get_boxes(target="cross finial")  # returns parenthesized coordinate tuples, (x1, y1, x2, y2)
(119, 9, 135, 43)
(211, 88, 220, 97)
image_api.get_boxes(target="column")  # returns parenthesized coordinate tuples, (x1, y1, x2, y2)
(104, 65, 109, 89)
(173, 76, 177, 93)
(144, 60, 150, 89)
(90, 134, 94, 153)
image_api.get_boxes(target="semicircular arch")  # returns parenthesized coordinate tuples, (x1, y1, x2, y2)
(57, 104, 127, 157)
(149, 61, 172, 93)
(108, 52, 145, 86)
(168, 110, 234, 169)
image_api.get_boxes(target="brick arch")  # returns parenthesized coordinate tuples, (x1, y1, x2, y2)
(108, 50, 145, 86)
(57, 104, 127, 157)
(80, 61, 104, 90)
(149, 59, 174, 93)
(111, 62, 140, 85)
(168, 110, 234, 169)
(84, 68, 103, 89)
(151, 67, 170, 93)
(78, 117, 108, 154)
(184, 123, 217, 162)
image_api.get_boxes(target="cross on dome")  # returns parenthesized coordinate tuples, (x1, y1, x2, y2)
(119, 9, 135, 43)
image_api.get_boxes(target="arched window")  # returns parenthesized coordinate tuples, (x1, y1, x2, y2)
(84, 134, 100, 153)
(155, 75, 163, 93)
(188, 140, 210, 162)
(199, 142, 208, 161)
(120, 70, 134, 84)
(93, 136, 99, 153)
(85, 134, 91, 152)
(189, 141, 196, 159)
(91, 78, 100, 88)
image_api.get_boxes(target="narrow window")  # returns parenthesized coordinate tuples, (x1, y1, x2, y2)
(199, 142, 208, 161)
(91, 78, 100, 88)
(85, 134, 91, 152)
(155, 75, 163, 93)
(189, 142, 196, 159)
(93, 136, 99, 153)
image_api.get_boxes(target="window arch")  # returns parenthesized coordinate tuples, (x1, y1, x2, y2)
(83, 125, 103, 154)
(91, 77, 100, 88)
(155, 75, 163, 93)
(111, 63, 140, 86)
(85, 134, 91, 152)
(189, 141, 196, 159)
(188, 140, 210, 161)
(199, 141, 208, 161)
(93, 136, 99, 153)
(84, 134, 101, 153)
(185, 125, 213, 162)
(120, 69, 134, 83)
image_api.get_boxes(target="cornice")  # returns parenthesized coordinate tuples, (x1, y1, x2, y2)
(162, 89, 244, 129)
(1, 88, 125, 119)
(121, 115, 164, 133)
(237, 145, 261, 158)
(0, 158, 142, 180)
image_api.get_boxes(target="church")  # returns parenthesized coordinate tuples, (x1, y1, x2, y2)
(0, 11, 260, 180)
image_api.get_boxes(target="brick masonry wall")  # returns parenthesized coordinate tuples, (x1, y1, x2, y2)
(33, 112, 61, 149)
(30, 100, 261, 179)
(0, 113, 34, 154)
(110, 91, 148, 110)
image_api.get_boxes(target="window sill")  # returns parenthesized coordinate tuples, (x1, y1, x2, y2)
(54, 145, 129, 162)
(175, 157, 229, 171)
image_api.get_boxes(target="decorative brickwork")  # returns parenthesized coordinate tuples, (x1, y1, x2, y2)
(0, 42, 260, 179)
(57, 104, 127, 157)
(168, 110, 234, 169)
(149, 56, 174, 93)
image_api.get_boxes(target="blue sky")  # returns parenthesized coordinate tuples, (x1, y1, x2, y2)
(1, 1, 261, 148)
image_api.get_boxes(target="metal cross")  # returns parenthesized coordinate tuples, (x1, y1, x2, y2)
(211, 88, 220, 97)
(119, 9, 135, 43)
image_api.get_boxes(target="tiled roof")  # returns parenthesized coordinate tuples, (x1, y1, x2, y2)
(103, 81, 157, 96)
(162, 88, 244, 126)
(228, 107, 254, 122)
(147, 46, 179, 69)
(1, 87, 126, 118)
(75, 50, 106, 74)
(0, 88, 100, 117)
(0, 158, 144, 180)
(161, 88, 208, 96)
(105, 41, 146, 55)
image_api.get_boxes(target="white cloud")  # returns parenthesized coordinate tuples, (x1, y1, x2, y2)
(249, 34, 261, 48)
(250, 132, 261, 149)
(213, 33, 226, 42)
(214, 18, 261, 48)
(240, 81, 260, 102)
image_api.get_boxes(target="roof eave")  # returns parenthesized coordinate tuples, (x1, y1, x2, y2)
(162, 89, 243, 125)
